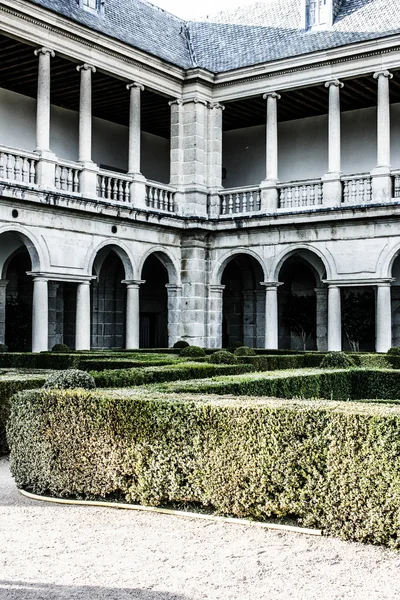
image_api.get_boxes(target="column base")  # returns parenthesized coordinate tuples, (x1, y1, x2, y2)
(79, 161, 99, 199)
(260, 180, 278, 213)
(322, 173, 342, 207)
(371, 168, 393, 203)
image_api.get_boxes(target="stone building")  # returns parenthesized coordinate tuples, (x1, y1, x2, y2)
(0, 0, 400, 352)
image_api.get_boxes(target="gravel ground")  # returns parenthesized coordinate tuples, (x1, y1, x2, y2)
(1, 457, 400, 600)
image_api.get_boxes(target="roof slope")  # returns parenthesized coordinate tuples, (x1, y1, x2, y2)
(26, 0, 192, 69)
(24, 0, 400, 73)
(189, 0, 400, 72)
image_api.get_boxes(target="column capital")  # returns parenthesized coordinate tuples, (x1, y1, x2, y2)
(263, 92, 281, 100)
(165, 284, 182, 291)
(169, 98, 183, 107)
(209, 284, 226, 293)
(325, 79, 344, 89)
(373, 70, 393, 80)
(181, 97, 208, 107)
(77, 63, 96, 73)
(261, 281, 283, 289)
(34, 47, 55, 58)
(122, 279, 145, 288)
(127, 82, 145, 92)
(209, 102, 225, 111)
(27, 272, 49, 283)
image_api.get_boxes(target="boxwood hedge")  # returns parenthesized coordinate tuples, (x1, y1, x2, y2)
(7, 388, 400, 547)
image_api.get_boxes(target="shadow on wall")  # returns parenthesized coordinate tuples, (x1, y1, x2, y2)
(0, 581, 189, 600)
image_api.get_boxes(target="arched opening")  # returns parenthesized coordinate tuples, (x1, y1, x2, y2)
(221, 254, 265, 349)
(5, 248, 33, 351)
(92, 249, 126, 349)
(391, 253, 400, 347)
(277, 250, 327, 351)
(140, 254, 169, 348)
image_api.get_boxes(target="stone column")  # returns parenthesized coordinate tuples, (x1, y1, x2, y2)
(207, 284, 225, 348)
(32, 276, 48, 353)
(124, 280, 144, 349)
(77, 63, 98, 197)
(181, 235, 208, 346)
(34, 47, 57, 189)
(261, 92, 281, 212)
(372, 70, 393, 202)
(327, 285, 341, 351)
(0, 281, 8, 345)
(166, 284, 182, 347)
(75, 282, 91, 351)
(127, 82, 146, 209)
(262, 282, 280, 350)
(207, 102, 225, 218)
(315, 287, 328, 351)
(376, 283, 392, 352)
(323, 80, 344, 207)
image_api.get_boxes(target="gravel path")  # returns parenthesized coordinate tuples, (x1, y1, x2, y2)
(1, 457, 400, 600)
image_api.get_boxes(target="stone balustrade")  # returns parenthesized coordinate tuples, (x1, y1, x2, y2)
(145, 181, 176, 212)
(55, 160, 82, 194)
(278, 179, 323, 209)
(0, 146, 37, 185)
(97, 169, 131, 203)
(342, 174, 372, 204)
(219, 187, 262, 215)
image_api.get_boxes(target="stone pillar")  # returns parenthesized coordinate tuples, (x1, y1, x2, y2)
(124, 280, 144, 349)
(372, 70, 393, 202)
(327, 285, 341, 351)
(181, 235, 208, 346)
(261, 92, 281, 213)
(262, 282, 280, 350)
(0, 281, 8, 345)
(34, 47, 57, 189)
(32, 277, 48, 353)
(127, 82, 146, 209)
(376, 283, 392, 352)
(207, 284, 225, 349)
(323, 80, 344, 207)
(75, 282, 91, 351)
(170, 98, 208, 218)
(77, 63, 98, 197)
(166, 284, 182, 347)
(207, 102, 225, 218)
(315, 287, 328, 351)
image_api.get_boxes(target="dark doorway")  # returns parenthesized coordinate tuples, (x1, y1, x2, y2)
(140, 255, 168, 348)
(5, 250, 32, 351)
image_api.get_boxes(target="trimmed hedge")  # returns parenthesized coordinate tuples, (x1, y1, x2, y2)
(0, 374, 47, 455)
(154, 368, 400, 402)
(7, 389, 400, 547)
(92, 362, 254, 388)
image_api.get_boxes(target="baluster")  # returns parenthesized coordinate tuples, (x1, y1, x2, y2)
(221, 195, 226, 215)
(55, 165, 60, 189)
(256, 191, 261, 211)
(30, 159, 36, 184)
(14, 156, 21, 181)
(286, 187, 292, 208)
(248, 191, 254, 212)
(60, 166, 67, 190)
(301, 185, 307, 206)
(359, 178, 365, 203)
(145, 186, 149, 206)
(350, 180, 357, 204)
(317, 184, 323, 205)
(242, 192, 248, 213)
(163, 190, 168, 211)
(294, 186, 300, 207)
(149, 187, 154, 208)
(366, 178, 372, 202)
(6, 154, 13, 179)
(0, 152, 4, 178)
(309, 185, 316, 206)
(66, 168, 73, 192)
(395, 175, 400, 199)
(343, 180, 349, 203)
(228, 194, 234, 214)
(99, 176, 105, 198)
(125, 181, 130, 202)
(105, 177, 111, 199)
(111, 178, 117, 200)
(169, 193, 175, 212)
(22, 158, 28, 183)
(117, 180, 123, 202)
(235, 193, 240, 213)
(73, 170, 80, 192)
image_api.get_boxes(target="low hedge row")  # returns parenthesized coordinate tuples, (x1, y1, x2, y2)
(92, 362, 254, 388)
(154, 368, 400, 402)
(0, 375, 46, 455)
(239, 353, 389, 372)
(8, 389, 400, 547)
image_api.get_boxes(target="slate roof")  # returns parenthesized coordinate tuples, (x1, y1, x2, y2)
(25, 0, 400, 73)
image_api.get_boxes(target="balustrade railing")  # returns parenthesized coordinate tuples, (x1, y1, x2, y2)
(219, 187, 261, 215)
(145, 181, 176, 212)
(55, 161, 81, 194)
(0, 146, 37, 185)
(278, 179, 323, 209)
(97, 170, 131, 203)
(342, 174, 372, 204)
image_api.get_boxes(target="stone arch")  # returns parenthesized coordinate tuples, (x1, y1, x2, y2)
(379, 241, 400, 280)
(212, 248, 267, 287)
(138, 247, 180, 285)
(0, 227, 43, 277)
(272, 245, 331, 283)
(86, 240, 134, 280)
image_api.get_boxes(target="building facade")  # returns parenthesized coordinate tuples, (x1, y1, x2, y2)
(1, 0, 400, 352)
